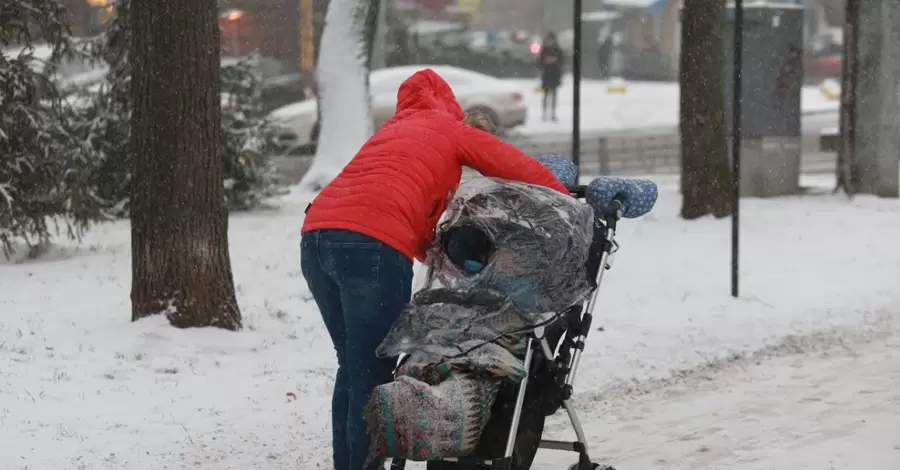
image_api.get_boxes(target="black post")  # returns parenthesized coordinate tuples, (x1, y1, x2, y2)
(731, 0, 743, 298)
(572, 0, 582, 181)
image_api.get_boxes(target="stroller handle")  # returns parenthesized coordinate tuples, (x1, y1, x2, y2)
(568, 185, 587, 199)
(568, 185, 624, 219)
(537, 155, 657, 219)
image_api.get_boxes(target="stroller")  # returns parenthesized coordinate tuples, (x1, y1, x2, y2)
(370, 155, 658, 470)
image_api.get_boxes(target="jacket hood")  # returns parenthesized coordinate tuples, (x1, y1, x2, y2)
(395, 69, 465, 120)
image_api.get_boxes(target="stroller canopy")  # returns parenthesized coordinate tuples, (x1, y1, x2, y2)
(426, 178, 595, 313)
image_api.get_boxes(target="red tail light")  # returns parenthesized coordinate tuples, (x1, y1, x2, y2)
(530, 43, 541, 54)
(510, 92, 523, 102)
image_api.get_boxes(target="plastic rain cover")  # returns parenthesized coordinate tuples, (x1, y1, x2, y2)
(376, 177, 596, 363)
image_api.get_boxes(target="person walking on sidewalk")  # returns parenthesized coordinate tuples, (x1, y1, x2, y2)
(538, 31, 564, 121)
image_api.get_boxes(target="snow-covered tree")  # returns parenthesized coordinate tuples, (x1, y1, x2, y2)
(220, 58, 289, 210)
(297, 0, 381, 193)
(0, 0, 105, 257)
(77, 0, 132, 216)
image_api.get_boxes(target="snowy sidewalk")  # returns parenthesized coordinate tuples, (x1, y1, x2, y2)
(534, 334, 900, 470)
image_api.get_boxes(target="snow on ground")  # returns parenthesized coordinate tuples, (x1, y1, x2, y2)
(504, 77, 839, 136)
(534, 333, 900, 470)
(2, 174, 899, 469)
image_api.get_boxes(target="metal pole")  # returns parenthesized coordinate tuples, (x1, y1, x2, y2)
(572, 0, 582, 181)
(731, 0, 743, 298)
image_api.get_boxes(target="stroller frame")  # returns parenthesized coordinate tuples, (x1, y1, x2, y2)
(390, 186, 623, 470)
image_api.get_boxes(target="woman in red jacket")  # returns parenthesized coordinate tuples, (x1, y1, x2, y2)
(300, 68, 568, 470)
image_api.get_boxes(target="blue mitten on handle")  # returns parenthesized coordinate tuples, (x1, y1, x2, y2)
(586, 176, 658, 219)
(535, 154, 578, 188)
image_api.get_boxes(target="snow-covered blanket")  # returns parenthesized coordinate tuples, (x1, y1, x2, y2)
(364, 341, 526, 463)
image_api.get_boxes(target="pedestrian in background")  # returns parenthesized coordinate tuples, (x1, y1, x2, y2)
(537, 31, 564, 122)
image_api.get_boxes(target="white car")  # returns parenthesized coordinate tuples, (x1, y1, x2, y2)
(267, 65, 528, 152)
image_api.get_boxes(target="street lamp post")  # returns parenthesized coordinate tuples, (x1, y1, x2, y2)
(731, 0, 743, 298)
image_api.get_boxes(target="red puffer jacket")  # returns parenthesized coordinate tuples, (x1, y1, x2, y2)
(301, 68, 569, 262)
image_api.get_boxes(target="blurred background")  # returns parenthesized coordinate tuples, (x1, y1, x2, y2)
(28, 0, 850, 186)
(60, 0, 844, 83)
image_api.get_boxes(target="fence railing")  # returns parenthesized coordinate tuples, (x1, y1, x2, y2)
(509, 127, 837, 176)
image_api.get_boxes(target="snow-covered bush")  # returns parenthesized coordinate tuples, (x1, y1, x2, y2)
(220, 58, 289, 210)
(0, 0, 106, 257)
(71, 0, 132, 217)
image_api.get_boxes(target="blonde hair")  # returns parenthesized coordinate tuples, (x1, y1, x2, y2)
(463, 110, 496, 134)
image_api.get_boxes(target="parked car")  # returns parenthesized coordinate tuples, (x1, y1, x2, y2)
(267, 65, 527, 155)
(805, 28, 842, 82)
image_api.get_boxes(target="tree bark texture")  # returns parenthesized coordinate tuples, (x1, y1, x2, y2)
(679, 0, 731, 219)
(836, 0, 860, 195)
(849, 0, 900, 197)
(129, 0, 242, 330)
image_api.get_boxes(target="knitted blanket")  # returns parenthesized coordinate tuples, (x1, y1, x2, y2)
(364, 341, 525, 464)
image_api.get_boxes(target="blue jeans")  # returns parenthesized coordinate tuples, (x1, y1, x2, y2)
(300, 229, 413, 470)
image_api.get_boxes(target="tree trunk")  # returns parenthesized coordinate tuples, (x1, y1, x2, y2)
(129, 0, 241, 330)
(370, 0, 388, 70)
(299, 0, 379, 193)
(836, 0, 860, 196)
(360, 0, 383, 70)
(842, 0, 900, 197)
(679, 0, 731, 219)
